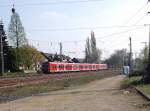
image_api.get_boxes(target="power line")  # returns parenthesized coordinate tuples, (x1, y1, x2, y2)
(96, 26, 145, 40)
(132, 14, 147, 25)
(111, 0, 148, 40)
(28, 25, 146, 44)
(26, 25, 144, 32)
(0, 0, 104, 7)
(122, 1, 148, 25)
(132, 3, 149, 25)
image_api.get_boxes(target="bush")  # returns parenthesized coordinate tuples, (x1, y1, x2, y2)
(121, 76, 143, 89)
(129, 70, 144, 77)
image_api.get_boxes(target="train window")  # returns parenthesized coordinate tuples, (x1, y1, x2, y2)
(89, 65, 92, 69)
(66, 65, 69, 69)
(73, 65, 77, 69)
(58, 65, 61, 69)
(58, 65, 63, 69)
(80, 65, 83, 69)
(69, 65, 72, 69)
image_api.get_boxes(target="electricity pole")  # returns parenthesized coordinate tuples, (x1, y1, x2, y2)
(144, 1, 150, 82)
(59, 42, 62, 55)
(129, 37, 133, 75)
(59, 42, 63, 61)
(144, 24, 150, 83)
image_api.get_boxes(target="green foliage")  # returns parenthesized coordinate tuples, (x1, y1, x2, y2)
(134, 45, 148, 71)
(104, 49, 127, 68)
(121, 76, 142, 89)
(9, 45, 44, 72)
(121, 76, 150, 95)
(9, 48, 19, 71)
(129, 70, 144, 77)
(142, 46, 148, 64)
(138, 84, 150, 95)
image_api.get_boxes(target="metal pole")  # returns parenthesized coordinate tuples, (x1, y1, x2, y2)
(148, 25, 150, 62)
(144, 24, 150, 83)
(129, 37, 133, 74)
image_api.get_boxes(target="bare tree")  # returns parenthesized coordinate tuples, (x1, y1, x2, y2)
(8, 6, 28, 48)
(85, 37, 91, 63)
(85, 31, 101, 63)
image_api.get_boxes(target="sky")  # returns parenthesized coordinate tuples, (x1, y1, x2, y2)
(0, 0, 150, 60)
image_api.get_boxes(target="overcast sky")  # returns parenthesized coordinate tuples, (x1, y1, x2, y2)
(0, 0, 150, 60)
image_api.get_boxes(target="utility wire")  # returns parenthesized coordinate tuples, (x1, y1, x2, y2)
(27, 25, 144, 32)
(111, 0, 148, 41)
(0, 0, 104, 7)
(95, 26, 145, 40)
(122, 1, 148, 25)
(132, 3, 149, 25)
(132, 14, 147, 25)
(28, 26, 145, 44)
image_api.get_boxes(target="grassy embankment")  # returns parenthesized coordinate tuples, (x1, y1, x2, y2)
(2, 72, 39, 78)
(0, 71, 118, 103)
(121, 75, 150, 95)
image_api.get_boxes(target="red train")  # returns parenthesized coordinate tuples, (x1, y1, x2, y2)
(42, 62, 107, 73)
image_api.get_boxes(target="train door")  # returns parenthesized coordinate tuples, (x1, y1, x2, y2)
(49, 62, 57, 73)
(57, 63, 64, 72)
(73, 63, 78, 71)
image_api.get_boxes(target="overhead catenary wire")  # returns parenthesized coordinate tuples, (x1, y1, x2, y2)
(26, 25, 144, 32)
(110, 0, 148, 41)
(0, 0, 104, 7)
(28, 25, 146, 44)
(132, 3, 149, 25)
(28, 26, 146, 57)
(99, 1, 149, 51)
(132, 14, 147, 25)
(122, 1, 148, 25)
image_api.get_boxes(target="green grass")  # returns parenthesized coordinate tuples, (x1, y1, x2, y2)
(137, 84, 150, 95)
(121, 76, 150, 95)
(121, 76, 142, 89)
(1, 72, 40, 78)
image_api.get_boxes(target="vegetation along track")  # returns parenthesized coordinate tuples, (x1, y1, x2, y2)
(0, 69, 120, 89)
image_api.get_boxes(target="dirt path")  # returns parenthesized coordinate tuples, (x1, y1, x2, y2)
(0, 75, 149, 111)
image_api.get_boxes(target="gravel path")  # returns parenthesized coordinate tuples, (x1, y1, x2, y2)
(0, 75, 149, 111)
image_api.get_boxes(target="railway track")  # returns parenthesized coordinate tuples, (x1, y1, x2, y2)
(0, 70, 121, 89)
